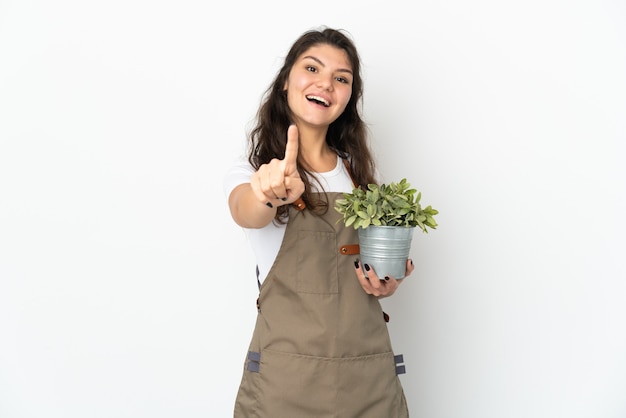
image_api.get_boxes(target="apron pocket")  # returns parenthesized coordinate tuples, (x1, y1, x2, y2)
(296, 230, 338, 294)
(253, 349, 407, 418)
(256, 349, 337, 417)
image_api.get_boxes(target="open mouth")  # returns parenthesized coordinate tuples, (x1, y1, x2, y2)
(306, 95, 330, 107)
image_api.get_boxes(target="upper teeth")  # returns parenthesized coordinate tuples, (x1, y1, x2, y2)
(307, 95, 329, 106)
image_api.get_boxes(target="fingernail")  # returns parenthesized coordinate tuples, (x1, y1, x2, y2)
(354, 259, 359, 269)
(265, 202, 273, 208)
(384, 276, 390, 281)
(364, 264, 370, 272)
(410, 259, 414, 266)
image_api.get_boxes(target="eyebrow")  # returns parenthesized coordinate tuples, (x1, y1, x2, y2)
(302, 55, 353, 75)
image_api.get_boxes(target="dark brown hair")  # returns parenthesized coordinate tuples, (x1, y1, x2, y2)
(247, 27, 377, 222)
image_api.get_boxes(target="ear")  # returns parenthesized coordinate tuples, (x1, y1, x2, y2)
(283, 80, 288, 91)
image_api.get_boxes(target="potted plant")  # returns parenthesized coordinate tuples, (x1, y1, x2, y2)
(334, 178, 438, 279)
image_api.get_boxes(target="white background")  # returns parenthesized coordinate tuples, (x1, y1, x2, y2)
(1, 1, 625, 417)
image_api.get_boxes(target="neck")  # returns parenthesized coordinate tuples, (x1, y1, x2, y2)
(297, 125, 336, 172)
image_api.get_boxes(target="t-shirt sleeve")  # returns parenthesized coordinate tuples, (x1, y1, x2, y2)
(223, 160, 256, 198)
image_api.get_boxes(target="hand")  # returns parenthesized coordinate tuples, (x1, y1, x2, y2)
(354, 258, 414, 298)
(250, 125, 305, 208)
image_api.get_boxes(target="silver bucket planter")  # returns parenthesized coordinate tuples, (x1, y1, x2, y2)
(358, 225, 415, 279)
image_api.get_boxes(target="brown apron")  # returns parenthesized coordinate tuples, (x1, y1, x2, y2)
(234, 192, 409, 417)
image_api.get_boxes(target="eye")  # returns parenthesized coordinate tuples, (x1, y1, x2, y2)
(336, 76, 350, 84)
(306, 65, 317, 73)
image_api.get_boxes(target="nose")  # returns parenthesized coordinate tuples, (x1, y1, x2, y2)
(316, 74, 333, 91)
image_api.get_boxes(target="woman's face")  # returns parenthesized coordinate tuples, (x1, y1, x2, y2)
(284, 44, 353, 130)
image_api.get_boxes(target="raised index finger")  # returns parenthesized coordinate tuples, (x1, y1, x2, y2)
(282, 125, 299, 173)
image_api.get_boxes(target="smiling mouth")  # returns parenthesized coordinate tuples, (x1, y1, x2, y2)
(306, 95, 330, 107)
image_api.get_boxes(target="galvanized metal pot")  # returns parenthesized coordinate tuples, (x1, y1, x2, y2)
(358, 225, 415, 279)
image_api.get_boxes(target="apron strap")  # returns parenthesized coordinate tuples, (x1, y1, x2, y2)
(289, 158, 353, 213)
(342, 158, 358, 188)
(256, 265, 261, 310)
(292, 197, 306, 210)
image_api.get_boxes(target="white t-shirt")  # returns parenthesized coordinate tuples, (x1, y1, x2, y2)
(223, 155, 356, 284)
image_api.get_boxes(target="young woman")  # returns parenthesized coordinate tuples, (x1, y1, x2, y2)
(224, 27, 412, 417)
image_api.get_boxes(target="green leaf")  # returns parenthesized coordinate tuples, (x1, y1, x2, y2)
(333, 177, 438, 231)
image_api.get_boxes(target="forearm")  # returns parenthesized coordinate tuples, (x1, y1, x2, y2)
(228, 183, 277, 228)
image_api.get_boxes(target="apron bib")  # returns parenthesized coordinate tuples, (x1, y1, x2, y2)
(234, 192, 409, 418)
